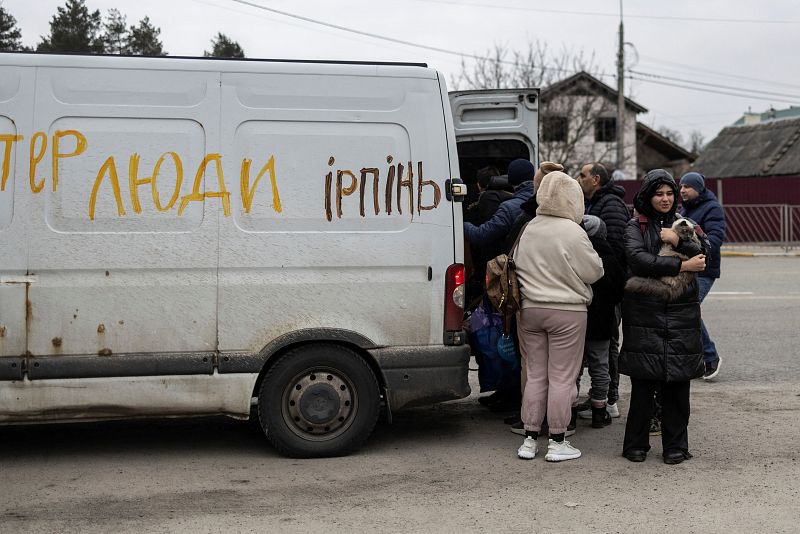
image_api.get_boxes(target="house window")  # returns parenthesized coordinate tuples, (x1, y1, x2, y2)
(542, 116, 568, 142)
(595, 117, 617, 142)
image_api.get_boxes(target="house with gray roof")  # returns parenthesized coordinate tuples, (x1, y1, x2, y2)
(692, 116, 800, 180)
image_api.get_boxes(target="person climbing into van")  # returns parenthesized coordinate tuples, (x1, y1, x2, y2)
(463, 159, 535, 250)
(464, 166, 510, 307)
(466, 159, 535, 413)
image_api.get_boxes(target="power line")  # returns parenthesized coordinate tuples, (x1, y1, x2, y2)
(224, 0, 499, 64)
(222, 0, 799, 105)
(223, 0, 607, 78)
(194, 0, 464, 62)
(638, 54, 800, 91)
(629, 69, 800, 101)
(409, 0, 800, 24)
(627, 75, 799, 104)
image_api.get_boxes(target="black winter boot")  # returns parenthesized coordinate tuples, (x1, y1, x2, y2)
(591, 405, 612, 428)
(566, 407, 577, 436)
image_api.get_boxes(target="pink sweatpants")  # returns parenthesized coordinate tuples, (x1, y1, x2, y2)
(518, 307, 587, 435)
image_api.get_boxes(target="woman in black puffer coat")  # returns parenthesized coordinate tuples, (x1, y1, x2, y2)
(619, 169, 707, 465)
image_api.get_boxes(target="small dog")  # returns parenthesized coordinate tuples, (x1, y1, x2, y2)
(625, 218, 701, 302)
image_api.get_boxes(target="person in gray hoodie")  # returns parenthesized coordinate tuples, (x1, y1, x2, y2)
(513, 171, 604, 462)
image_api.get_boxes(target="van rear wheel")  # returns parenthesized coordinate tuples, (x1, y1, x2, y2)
(258, 344, 380, 458)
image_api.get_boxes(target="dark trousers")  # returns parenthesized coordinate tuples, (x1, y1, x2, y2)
(607, 304, 621, 404)
(623, 378, 691, 456)
(495, 314, 521, 398)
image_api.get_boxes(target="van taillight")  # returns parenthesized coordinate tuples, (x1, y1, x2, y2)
(444, 263, 466, 345)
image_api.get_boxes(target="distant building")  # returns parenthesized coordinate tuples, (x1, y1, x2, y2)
(733, 105, 800, 126)
(692, 116, 800, 180)
(540, 71, 646, 178)
(691, 115, 800, 205)
(636, 122, 696, 180)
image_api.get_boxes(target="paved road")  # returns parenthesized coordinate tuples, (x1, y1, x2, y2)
(1, 256, 798, 533)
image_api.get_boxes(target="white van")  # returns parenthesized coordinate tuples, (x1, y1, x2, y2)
(0, 53, 538, 457)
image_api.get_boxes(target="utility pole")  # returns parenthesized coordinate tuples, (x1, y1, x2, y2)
(616, 0, 625, 173)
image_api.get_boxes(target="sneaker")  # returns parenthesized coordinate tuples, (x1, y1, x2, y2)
(649, 418, 661, 436)
(703, 357, 721, 380)
(517, 436, 538, 459)
(510, 420, 526, 436)
(577, 406, 592, 419)
(544, 439, 581, 462)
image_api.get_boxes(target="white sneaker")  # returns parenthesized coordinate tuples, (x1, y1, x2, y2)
(517, 436, 538, 460)
(544, 439, 581, 462)
(577, 407, 592, 419)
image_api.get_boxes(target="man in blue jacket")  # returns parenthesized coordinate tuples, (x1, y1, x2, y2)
(679, 172, 726, 380)
(463, 159, 535, 249)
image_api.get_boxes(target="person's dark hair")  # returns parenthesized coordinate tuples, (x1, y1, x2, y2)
(591, 163, 610, 185)
(476, 166, 501, 189)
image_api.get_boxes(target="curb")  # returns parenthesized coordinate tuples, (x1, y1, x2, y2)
(721, 251, 800, 257)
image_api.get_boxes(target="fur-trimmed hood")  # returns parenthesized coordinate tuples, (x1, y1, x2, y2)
(535, 171, 584, 224)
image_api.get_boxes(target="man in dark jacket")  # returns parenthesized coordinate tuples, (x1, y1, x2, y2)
(464, 166, 511, 306)
(679, 172, 726, 380)
(464, 166, 505, 225)
(464, 159, 534, 249)
(576, 163, 629, 266)
(575, 162, 629, 419)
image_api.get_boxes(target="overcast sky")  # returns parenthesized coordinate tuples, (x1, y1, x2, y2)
(4, 0, 800, 148)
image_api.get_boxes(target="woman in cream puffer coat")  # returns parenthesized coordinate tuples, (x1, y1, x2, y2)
(513, 171, 604, 462)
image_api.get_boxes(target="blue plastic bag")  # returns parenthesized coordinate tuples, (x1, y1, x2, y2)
(496, 334, 520, 371)
(468, 305, 505, 392)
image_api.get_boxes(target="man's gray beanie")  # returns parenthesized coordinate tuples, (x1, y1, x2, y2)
(680, 171, 705, 193)
(582, 214, 607, 239)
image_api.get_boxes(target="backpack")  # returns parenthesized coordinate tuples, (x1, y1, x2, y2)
(485, 221, 528, 334)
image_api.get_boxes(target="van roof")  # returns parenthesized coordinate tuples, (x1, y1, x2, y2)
(0, 51, 429, 70)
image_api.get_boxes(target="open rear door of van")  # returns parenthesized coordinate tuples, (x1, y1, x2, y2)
(448, 88, 539, 203)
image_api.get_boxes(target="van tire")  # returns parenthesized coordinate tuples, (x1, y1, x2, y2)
(258, 344, 380, 458)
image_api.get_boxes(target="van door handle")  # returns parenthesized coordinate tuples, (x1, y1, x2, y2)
(445, 178, 467, 202)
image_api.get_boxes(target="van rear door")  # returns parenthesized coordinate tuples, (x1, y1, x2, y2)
(449, 89, 539, 204)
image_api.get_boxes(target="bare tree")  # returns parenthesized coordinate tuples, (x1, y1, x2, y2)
(688, 130, 705, 154)
(657, 126, 684, 147)
(453, 40, 630, 174)
(452, 41, 598, 91)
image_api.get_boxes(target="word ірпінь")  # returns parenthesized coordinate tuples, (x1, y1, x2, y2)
(324, 155, 442, 222)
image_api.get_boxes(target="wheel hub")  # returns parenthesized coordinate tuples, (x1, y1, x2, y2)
(299, 383, 340, 423)
(285, 371, 354, 439)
